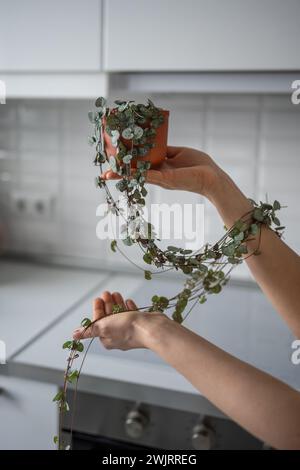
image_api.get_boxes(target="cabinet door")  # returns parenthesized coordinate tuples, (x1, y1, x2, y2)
(0, 376, 58, 450)
(0, 0, 102, 71)
(104, 0, 300, 71)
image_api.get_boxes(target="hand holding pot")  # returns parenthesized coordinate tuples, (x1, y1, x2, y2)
(102, 145, 252, 228)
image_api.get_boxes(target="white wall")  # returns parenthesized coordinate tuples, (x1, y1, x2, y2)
(0, 94, 299, 279)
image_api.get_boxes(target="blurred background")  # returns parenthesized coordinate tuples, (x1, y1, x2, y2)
(0, 0, 299, 451)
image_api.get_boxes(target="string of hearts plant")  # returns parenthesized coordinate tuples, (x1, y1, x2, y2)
(53, 97, 285, 449)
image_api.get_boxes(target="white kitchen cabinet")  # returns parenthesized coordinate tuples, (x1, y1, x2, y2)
(104, 0, 300, 71)
(0, 376, 58, 450)
(0, 0, 102, 71)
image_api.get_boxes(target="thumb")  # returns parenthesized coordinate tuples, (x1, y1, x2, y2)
(73, 322, 98, 340)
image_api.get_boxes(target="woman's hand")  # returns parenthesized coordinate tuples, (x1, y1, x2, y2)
(102, 145, 252, 227)
(72, 291, 167, 351)
(102, 146, 220, 197)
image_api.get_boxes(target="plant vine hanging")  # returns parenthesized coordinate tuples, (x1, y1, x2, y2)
(53, 97, 285, 449)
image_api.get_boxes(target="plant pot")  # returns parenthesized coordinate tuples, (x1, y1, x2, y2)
(103, 110, 169, 169)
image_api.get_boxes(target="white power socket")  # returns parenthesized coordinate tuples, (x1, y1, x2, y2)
(11, 191, 55, 221)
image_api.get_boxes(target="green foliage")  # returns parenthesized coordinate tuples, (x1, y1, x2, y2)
(111, 240, 117, 252)
(112, 304, 124, 314)
(66, 370, 79, 383)
(81, 318, 92, 328)
(52, 391, 64, 402)
(143, 253, 152, 264)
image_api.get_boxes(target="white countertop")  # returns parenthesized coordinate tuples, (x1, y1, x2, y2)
(0, 259, 108, 358)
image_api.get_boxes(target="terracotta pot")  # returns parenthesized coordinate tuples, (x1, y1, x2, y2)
(103, 110, 169, 169)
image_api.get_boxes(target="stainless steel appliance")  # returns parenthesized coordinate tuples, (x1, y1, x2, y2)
(62, 390, 262, 450)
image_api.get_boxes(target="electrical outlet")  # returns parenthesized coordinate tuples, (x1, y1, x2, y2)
(11, 191, 55, 220)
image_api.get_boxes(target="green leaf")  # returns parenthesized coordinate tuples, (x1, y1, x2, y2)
(175, 298, 188, 315)
(273, 200, 281, 211)
(53, 391, 64, 402)
(67, 370, 79, 383)
(237, 244, 248, 255)
(147, 98, 156, 108)
(123, 154, 132, 164)
(122, 127, 134, 139)
(53, 436, 58, 445)
(250, 223, 259, 235)
(95, 152, 106, 164)
(112, 304, 123, 314)
(181, 265, 193, 274)
(253, 208, 264, 222)
(95, 97, 106, 108)
(199, 295, 207, 304)
(158, 296, 169, 308)
(116, 179, 128, 192)
(143, 253, 152, 264)
(144, 270, 152, 280)
(81, 318, 92, 328)
(88, 111, 98, 124)
(87, 136, 96, 146)
(211, 284, 222, 294)
(109, 156, 117, 172)
(221, 243, 235, 257)
(273, 217, 281, 226)
(122, 237, 133, 246)
(75, 341, 84, 353)
(60, 401, 70, 412)
(234, 232, 244, 243)
(133, 126, 144, 139)
(62, 341, 73, 350)
(111, 240, 117, 252)
(172, 311, 183, 324)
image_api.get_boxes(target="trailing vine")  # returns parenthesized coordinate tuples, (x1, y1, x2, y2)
(53, 97, 285, 449)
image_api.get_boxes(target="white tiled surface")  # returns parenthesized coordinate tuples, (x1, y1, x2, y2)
(0, 95, 299, 276)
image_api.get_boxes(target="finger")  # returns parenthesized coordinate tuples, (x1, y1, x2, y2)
(93, 297, 105, 322)
(126, 298, 138, 311)
(166, 146, 184, 158)
(73, 322, 98, 340)
(112, 292, 126, 311)
(101, 291, 113, 315)
(146, 169, 176, 189)
(101, 170, 121, 180)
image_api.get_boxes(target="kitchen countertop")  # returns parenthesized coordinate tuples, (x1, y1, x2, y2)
(0, 259, 108, 359)
(2, 259, 299, 418)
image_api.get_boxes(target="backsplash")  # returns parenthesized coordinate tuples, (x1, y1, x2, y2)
(0, 94, 299, 279)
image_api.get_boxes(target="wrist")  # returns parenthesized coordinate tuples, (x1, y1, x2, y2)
(207, 170, 253, 228)
(133, 312, 175, 350)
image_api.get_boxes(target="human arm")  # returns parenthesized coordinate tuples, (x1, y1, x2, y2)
(73, 291, 300, 450)
(103, 146, 300, 337)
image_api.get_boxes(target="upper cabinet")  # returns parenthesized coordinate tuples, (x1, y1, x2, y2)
(104, 0, 300, 71)
(0, 0, 102, 71)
